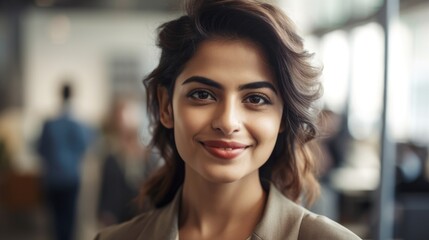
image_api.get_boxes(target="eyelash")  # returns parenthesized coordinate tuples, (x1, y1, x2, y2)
(187, 89, 216, 102)
(243, 93, 272, 105)
(187, 89, 272, 106)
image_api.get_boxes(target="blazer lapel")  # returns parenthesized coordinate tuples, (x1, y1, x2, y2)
(251, 184, 306, 240)
(136, 189, 182, 240)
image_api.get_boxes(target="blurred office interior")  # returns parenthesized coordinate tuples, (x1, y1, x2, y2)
(0, 0, 428, 239)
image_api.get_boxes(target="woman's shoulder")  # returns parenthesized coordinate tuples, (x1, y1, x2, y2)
(94, 211, 156, 240)
(298, 211, 362, 240)
(94, 192, 181, 240)
(258, 184, 362, 240)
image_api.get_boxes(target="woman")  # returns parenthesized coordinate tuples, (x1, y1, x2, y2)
(96, 0, 361, 239)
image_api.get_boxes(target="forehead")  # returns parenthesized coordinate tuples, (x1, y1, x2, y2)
(176, 38, 276, 86)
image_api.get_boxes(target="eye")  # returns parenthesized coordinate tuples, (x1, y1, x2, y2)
(188, 89, 216, 101)
(243, 94, 271, 105)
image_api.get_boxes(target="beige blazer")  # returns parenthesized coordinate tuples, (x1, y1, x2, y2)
(95, 184, 361, 240)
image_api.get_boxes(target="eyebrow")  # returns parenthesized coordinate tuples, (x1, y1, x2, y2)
(182, 76, 278, 94)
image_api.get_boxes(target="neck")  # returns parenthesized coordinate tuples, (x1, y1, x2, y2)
(179, 169, 267, 238)
(62, 101, 72, 113)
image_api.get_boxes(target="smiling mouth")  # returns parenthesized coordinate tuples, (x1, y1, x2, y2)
(199, 140, 250, 159)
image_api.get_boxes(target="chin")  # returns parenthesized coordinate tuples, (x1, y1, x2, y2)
(185, 162, 259, 185)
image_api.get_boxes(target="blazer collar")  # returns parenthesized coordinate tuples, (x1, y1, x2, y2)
(251, 184, 305, 239)
(137, 183, 305, 240)
(136, 187, 182, 240)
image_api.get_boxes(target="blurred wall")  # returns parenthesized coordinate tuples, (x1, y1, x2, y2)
(20, 9, 178, 172)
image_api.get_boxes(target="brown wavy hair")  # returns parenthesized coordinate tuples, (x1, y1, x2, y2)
(139, 0, 322, 208)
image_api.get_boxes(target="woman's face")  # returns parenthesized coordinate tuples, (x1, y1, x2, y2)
(160, 38, 284, 184)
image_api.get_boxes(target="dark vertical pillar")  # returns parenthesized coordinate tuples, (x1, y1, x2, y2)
(0, 1, 24, 110)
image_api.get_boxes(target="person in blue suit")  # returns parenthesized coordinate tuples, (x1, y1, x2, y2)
(37, 82, 92, 240)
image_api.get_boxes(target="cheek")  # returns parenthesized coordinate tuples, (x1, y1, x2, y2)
(172, 100, 212, 159)
(248, 113, 282, 162)
(173, 108, 197, 162)
(173, 103, 209, 135)
(173, 107, 215, 168)
(250, 113, 282, 141)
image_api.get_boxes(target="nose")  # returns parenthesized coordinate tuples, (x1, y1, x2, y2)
(211, 99, 241, 135)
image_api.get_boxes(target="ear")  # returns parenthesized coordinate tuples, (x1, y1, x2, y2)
(158, 86, 174, 129)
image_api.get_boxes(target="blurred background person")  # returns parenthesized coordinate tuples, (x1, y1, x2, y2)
(36, 82, 93, 240)
(97, 97, 159, 227)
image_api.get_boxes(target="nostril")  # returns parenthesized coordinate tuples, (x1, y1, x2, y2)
(211, 106, 242, 135)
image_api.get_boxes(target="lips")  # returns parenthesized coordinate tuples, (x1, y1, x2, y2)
(200, 140, 249, 160)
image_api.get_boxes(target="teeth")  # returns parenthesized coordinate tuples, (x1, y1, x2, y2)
(224, 148, 233, 151)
